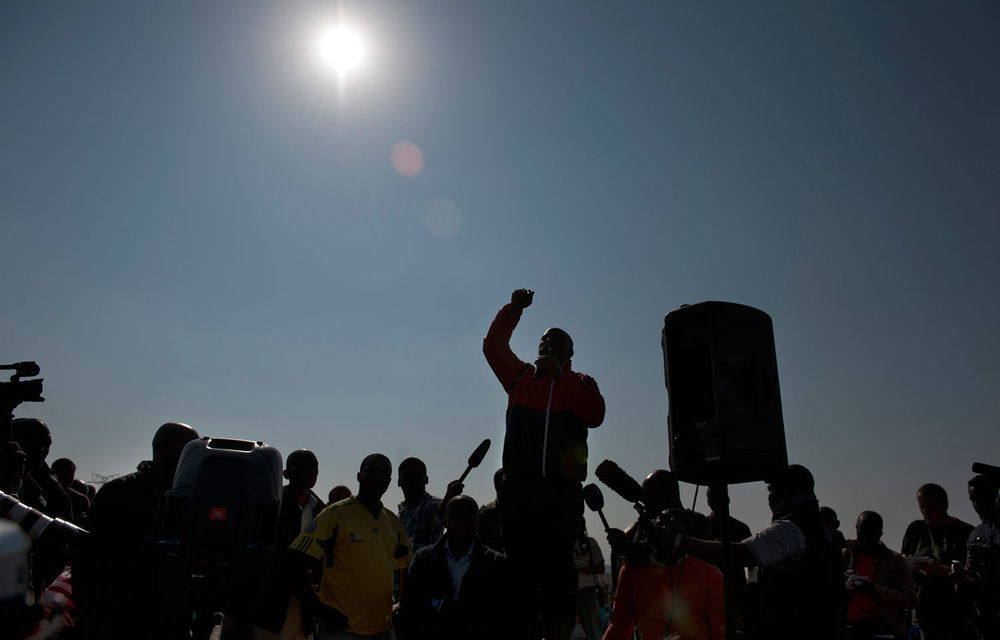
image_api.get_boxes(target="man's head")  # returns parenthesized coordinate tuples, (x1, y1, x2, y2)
(357, 453, 392, 502)
(818, 506, 840, 532)
(328, 485, 352, 504)
(397, 457, 428, 500)
(642, 469, 681, 512)
(151, 422, 200, 481)
(10, 418, 51, 470)
(856, 510, 884, 552)
(538, 328, 573, 363)
(493, 468, 505, 496)
(705, 486, 728, 515)
(283, 449, 319, 491)
(50, 458, 76, 489)
(917, 483, 949, 526)
(766, 464, 815, 511)
(445, 494, 478, 548)
(969, 475, 1000, 521)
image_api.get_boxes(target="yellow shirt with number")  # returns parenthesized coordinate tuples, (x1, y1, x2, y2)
(290, 497, 412, 635)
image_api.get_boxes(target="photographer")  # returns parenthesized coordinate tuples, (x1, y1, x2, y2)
(681, 464, 845, 640)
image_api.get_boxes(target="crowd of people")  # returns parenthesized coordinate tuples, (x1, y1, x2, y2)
(2, 289, 999, 640)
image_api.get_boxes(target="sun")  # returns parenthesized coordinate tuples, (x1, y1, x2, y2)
(319, 25, 364, 75)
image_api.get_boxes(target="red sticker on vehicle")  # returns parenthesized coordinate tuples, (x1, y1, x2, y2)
(209, 507, 227, 521)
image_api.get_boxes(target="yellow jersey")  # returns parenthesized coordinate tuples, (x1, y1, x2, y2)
(290, 497, 412, 635)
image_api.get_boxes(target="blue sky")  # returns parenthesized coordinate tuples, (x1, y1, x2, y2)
(2, 1, 998, 552)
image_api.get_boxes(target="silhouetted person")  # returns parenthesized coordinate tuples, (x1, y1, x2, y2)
(253, 449, 325, 640)
(901, 482, 975, 640)
(604, 470, 722, 640)
(563, 518, 604, 640)
(12, 418, 74, 595)
(397, 457, 461, 552)
(11, 418, 71, 520)
(51, 457, 90, 523)
(476, 468, 504, 553)
(327, 485, 351, 506)
(963, 475, 1000, 639)
(74, 421, 199, 640)
(844, 511, 917, 640)
(484, 288, 605, 639)
(820, 506, 849, 549)
(287, 453, 412, 639)
(684, 464, 845, 640)
(396, 495, 508, 640)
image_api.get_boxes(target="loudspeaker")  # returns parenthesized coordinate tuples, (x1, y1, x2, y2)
(662, 301, 787, 485)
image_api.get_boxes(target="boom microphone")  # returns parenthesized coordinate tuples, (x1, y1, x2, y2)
(594, 460, 644, 505)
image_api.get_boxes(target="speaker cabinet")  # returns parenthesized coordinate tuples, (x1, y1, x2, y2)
(662, 301, 787, 485)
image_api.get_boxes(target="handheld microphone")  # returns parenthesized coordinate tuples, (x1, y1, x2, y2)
(583, 483, 610, 531)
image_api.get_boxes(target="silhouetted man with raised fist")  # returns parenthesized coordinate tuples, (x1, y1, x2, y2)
(484, 288, 605, 639)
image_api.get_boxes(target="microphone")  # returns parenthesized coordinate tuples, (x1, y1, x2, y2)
(594, 460, 644, 505)
(583, 483, 610, 531)
(457, 439, 492, 483)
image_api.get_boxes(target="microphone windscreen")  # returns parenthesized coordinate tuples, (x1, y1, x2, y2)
(595, 459, 644, 504)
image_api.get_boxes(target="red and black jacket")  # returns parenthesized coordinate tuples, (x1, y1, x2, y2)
(483, 303, 605, 484)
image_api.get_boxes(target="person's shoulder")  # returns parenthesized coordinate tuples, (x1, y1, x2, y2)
(380, 505, 407, 528)
(953, 518, 975, 534)
(902, 520, 926, 536)
(319, 497, 357, 520)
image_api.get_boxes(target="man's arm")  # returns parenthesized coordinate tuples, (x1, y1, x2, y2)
(483, 290, 533, 391)
(865, 554, 918, 610)
(684, 538, 757, 568)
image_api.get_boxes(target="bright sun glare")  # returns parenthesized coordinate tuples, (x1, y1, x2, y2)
(319, 25, 364, 75)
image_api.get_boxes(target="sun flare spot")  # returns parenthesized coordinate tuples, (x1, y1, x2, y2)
(319, 25, 364, 75)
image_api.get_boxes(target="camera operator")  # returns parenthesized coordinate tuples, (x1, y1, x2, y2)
(680, 464, 845, 640)
(603, 469, 723, 640)
(73, 421, 199, 640)
(483, 288, 605, 640)
(961, 474, 1000, 639)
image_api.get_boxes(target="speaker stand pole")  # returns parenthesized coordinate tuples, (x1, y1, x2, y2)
(711, 480, 737, 640)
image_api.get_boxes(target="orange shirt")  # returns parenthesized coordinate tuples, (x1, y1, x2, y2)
(604, 556, 725, 640)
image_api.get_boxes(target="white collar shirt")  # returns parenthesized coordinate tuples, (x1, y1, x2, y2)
(445, 541, 474, 601)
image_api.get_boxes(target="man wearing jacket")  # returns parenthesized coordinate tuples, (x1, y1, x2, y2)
(844, 511, 917, 640)
(395, 495, 507, 640)
(483, 288, 605, 639)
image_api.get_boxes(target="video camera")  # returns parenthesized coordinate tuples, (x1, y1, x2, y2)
(594, 460, 690, 567)
(0, 362, 44, 443)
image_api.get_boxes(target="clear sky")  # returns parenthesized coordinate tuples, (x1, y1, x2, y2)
(2, 1, 998, 555)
